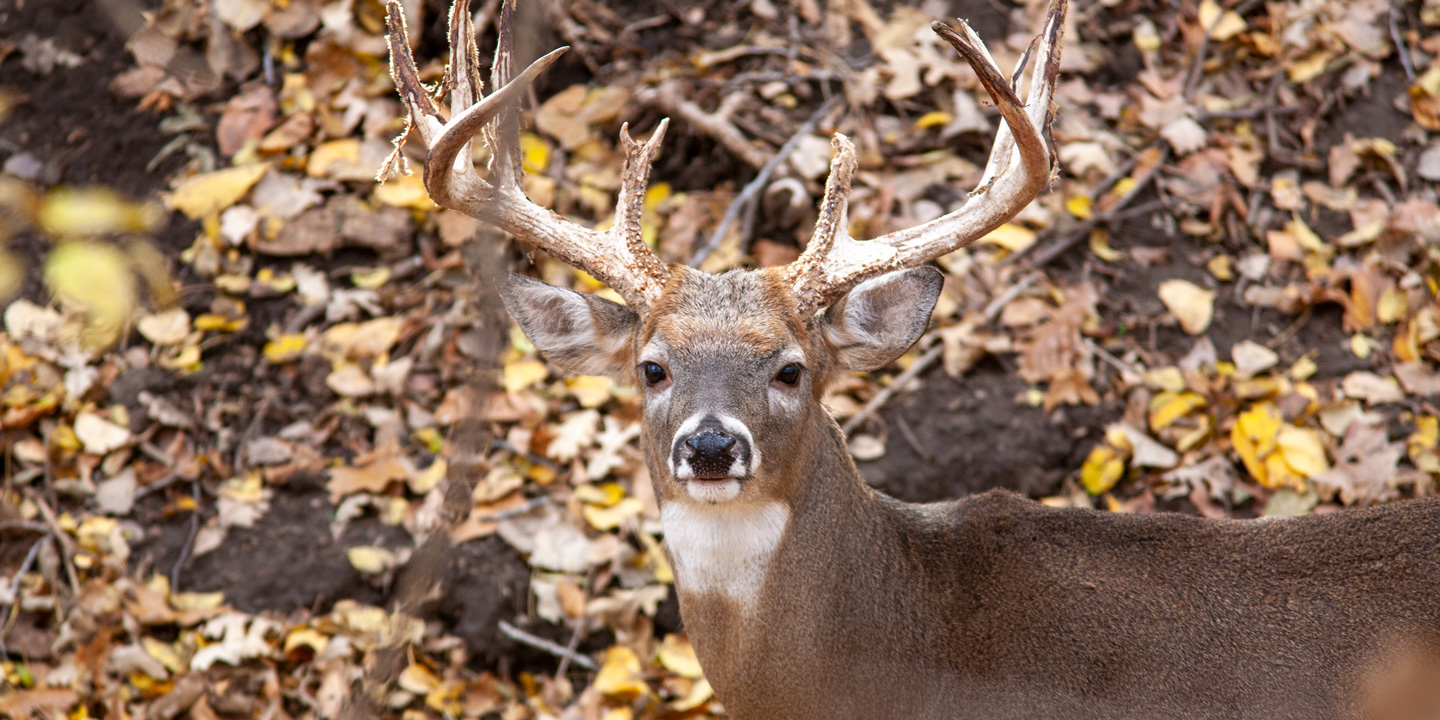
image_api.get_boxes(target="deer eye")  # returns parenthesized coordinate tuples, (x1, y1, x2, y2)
(774, 363, 802, 386)
(641, 362, 668, 386)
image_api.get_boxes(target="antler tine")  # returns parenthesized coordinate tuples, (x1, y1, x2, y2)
(380, 0, 671, 311)
(784, 0, 1067, 312)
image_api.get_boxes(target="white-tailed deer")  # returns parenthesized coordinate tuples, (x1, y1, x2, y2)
(381, 2, 1440, 718)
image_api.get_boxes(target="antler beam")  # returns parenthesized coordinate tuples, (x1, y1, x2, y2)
(380, 0, 670, 311)
(785, 0, 1067, 311)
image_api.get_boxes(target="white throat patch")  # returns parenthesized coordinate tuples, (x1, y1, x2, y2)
(661, 500, 790, 615)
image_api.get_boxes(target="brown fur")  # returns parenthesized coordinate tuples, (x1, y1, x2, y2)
(507, 267, 1440, 720)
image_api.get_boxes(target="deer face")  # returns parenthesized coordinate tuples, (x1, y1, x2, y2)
(504, 264, 942, 507)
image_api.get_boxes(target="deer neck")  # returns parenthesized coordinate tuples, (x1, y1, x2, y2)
(657, 409, 889, 623)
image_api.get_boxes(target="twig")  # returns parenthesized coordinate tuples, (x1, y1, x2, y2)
(1083, 338, 1143, 384)
(171, 481, 203, 592)
(982, 273, 1042, 323)
(134, 471, 182, 499)
(497, 620, 598, 671)
(0, 538, 44, 651)
(690, 94, 843, 267)
(1024, 198, 1166, 267)
(25, 491, 80, 598)
(0, 521, 48, 534)
(841, 344, 943, 435)
(1390, 6, 1415, 82)
(841, 273, 1043, 435)
(647, 81, 771, 169)
(554, 568, 595, 679)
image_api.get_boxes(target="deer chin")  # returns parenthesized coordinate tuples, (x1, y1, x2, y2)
(673, 454, 752, 504)
(682, 479, 744, 503)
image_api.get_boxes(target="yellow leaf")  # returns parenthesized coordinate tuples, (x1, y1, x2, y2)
(1263, 452, 1304, 491)
(1148, 391, 1205, 431)
(670, 677, 714, 711)
(520, 132, 550, 174)
(321, 317, 404, 359)
(1207, 254, 1234, 282)
(141, 637, 186, 675)
(977, 223, 1036, 253)
(1079, 445, 1124, 495)
(567, 375, 613, 408)
(350, 267, 392, 289)
(1157, 279, 1215, 335)
(582, 498, 643, 531)
(282, 627, 329, 654)
(1066, 194, 1094, 220)
(1377, 287, 1408, 325)
(263, 334, 308, 363)
(1232, 403, 1282, 484)
(1276, 425, 1329, 477)
(913, 111, 952, 130)
(170, 591, 225, 610)
(1132, 18, 1161, 52)
(424, 680, 464, 716)
(503, 359, 549, 392)
(1350, 334, 1375, 359)
(307, 139, 360, 178)
(1287, 51, 1332, 84)
(574, 482, 625, 507)
(397, 662, 440, 694)
(165, 163, 269, 220)
(37, 187, 163, 238)
(1087, 229, 1123, 261)
(1143, 367, 1187, 393)
(409, 459, 446, 494)
(372, 173, 434, 209)
(657, 634, 705, 679)
(593, 646, 652, 699)
(193, 313, 247, 333)
(1198, 0, 1246, 41)
(44, 240, 135, 349)
(346, 546, 396, 575)
(1288, 355, 1318, 381)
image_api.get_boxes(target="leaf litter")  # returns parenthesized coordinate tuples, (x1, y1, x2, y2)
(2, 0, 1440, 716)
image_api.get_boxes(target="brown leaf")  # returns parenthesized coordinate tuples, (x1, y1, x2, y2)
(0, 689, 80, 718)
(216, 84, 276, 156)
(1312, 420, 1402, 505)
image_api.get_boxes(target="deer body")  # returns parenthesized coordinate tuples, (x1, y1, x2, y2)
(669, 418, 1440, 719)
(381, 1, 1440, 716)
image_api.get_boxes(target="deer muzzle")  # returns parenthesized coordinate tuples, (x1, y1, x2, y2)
(672, 415, 755, 484)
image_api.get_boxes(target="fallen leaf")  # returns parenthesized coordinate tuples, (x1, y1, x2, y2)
(658, 634, 705, 679)
(347, 546, 397, 575)
(1080, 444, 1124, 494)
(1157, 279, 1215, 335)
(75, 411, 132, 454)
(166, 163, 270, 219)
(594, 646, 652, 699)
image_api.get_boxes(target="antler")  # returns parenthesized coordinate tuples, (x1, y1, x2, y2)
(380, 0, 670, 311)
(784, 0, 1067, 311)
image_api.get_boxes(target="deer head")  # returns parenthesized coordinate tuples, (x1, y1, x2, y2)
(381, 0, 1064, 511)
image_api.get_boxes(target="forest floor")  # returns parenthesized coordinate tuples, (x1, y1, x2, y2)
(2, 0, 1439, 717)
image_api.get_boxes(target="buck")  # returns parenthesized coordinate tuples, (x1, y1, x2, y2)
(381, 1, 1440, 718)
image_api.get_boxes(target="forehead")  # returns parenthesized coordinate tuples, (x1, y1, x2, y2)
(644, 268, 806, 357)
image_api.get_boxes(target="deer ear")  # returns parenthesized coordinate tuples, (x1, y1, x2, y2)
(821, 267, 943, 371)
(502, 274, 639, 379)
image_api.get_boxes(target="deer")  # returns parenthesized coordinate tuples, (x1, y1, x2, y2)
(379, 1, 1440, 718)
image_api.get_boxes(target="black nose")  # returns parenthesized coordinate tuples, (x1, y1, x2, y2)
(686, 429, 736, 458)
